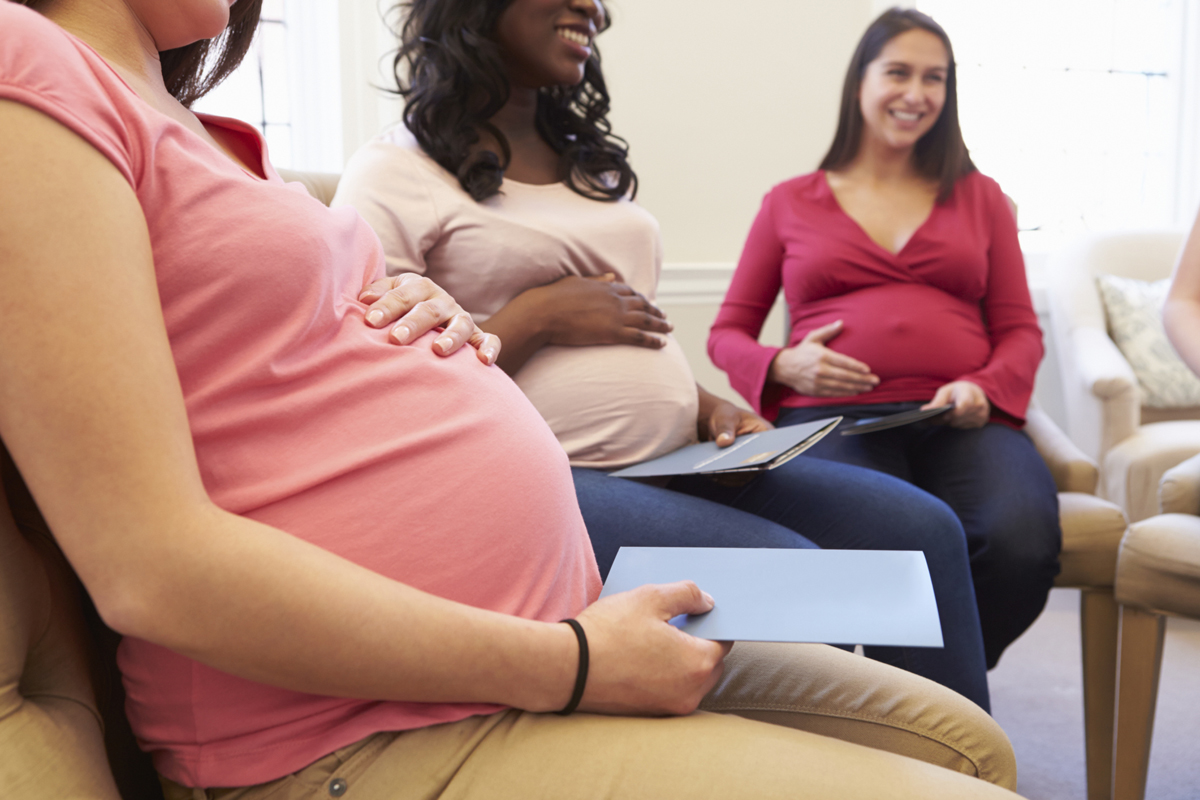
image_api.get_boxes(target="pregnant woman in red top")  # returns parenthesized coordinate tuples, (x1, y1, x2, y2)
(708, 8, 1061, 669)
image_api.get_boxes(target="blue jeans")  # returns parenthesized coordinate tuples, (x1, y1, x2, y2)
(572, 450, 991, 712)
(776, 404, 1062, 669)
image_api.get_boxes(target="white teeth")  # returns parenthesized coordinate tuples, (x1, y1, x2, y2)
(557, 28, 589, 46)
(892, 110, 919, 121)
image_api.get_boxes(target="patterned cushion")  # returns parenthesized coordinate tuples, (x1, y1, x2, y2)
(1096, 275, 1200, 408)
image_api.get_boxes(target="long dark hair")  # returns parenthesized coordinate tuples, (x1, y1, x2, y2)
(15, 0, 263, 107)
(392, 0, 637, 202)
(820, 7, 974, 200)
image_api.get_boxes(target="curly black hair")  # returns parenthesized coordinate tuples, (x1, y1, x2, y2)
(391, 0, 636, 202)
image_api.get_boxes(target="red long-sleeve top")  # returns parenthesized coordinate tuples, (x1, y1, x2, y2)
(708, 170, 1042, 425)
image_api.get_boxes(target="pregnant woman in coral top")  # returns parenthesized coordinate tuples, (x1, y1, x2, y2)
(708, 8, 1062, 669)
(0, 0, 1026, 796)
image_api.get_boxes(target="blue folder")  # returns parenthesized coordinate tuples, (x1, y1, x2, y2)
(599, 547, 943, 648)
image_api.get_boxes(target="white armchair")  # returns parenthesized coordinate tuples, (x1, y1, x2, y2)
(1046, 230, 1200, 521)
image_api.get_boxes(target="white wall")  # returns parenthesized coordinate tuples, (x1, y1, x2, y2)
(600, 0, 875, 265)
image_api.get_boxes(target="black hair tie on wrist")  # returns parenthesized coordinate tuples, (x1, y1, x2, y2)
(556, 618, 589, 715)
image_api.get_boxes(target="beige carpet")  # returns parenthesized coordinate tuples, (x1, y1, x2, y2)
(989, 588, 1200, 799)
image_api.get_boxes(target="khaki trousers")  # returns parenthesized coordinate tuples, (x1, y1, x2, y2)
(163, 643, 1021, 800)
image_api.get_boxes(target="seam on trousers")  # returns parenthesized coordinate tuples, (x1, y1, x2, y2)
(417, 709, 518, 798)
(699, 703, 984, 778)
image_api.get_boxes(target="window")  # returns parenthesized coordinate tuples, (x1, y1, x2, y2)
(193, 0, 343, 172)
(916, 0, 1189, 236)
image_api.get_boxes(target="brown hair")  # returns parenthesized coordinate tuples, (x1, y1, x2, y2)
(819, 7, 974, 200)
(14, 0, 263, 107)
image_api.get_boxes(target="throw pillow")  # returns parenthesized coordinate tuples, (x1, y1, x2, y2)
(1096, 274, 1200, 408)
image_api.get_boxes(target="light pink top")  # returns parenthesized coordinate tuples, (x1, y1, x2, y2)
(0, 4, 600, 788)
(333, 127, 699, 468)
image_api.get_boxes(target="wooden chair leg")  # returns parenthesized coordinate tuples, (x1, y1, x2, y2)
(1113, 605, 1167, 800)
(1080, 589, 1118, 800)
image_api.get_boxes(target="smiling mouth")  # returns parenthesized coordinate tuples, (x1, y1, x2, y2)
(890, 110, 921, 122)
(557, 27, 591, 47)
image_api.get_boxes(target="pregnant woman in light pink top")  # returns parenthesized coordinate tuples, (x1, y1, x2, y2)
(335, 0, 992, 710)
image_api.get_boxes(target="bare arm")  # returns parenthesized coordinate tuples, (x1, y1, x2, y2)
(0, 100, 724, 717)
(477, 274, 673, 375)
(1165, 209, 1200, 377)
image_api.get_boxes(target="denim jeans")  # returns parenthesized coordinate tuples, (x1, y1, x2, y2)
(776, 403, 1062, 669)
(572, 446, 991, 712)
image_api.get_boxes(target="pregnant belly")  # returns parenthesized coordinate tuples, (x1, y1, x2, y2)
(514, 335, 700, 469)
(794, 283, 992, 383)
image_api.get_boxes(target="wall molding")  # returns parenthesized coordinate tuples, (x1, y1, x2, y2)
(657, 262, 736, 305)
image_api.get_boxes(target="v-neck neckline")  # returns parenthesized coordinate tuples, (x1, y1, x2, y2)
(818, 170, 939, 259)
(61, 24, 271, 183)
(197, 114, 271, 182)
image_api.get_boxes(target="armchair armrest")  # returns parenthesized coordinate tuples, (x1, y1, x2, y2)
(1071, 327, 1140, 457)
(1115, 512, 1200, 616)
(1073, 327, 1137, 400)
(1159, 452, 1200, 515)
(277, 169, 341, 207)
(1026, 405, 1099, 494)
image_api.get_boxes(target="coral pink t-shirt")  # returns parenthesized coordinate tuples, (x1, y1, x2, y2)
(708, 170, 1042, 423)
(0, 4, 600, 788)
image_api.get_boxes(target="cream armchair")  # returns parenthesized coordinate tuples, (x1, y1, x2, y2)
(1046, 230, 1200, 521)
(0, 447, 157, 799)
(277, 169, 340, 206)
(1111, 453, 1200, 800)
(1025, 406, 1130, 800)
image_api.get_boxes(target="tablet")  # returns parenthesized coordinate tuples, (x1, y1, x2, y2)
(839, 404, 953, 436)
